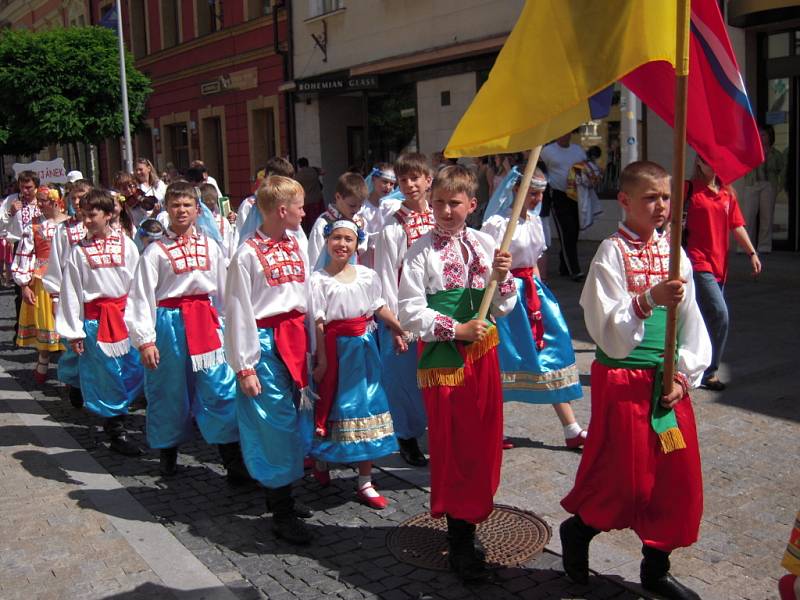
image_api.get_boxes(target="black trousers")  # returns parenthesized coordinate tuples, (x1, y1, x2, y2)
(550, 189, 581, 276)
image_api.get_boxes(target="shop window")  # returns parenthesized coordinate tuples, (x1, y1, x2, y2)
(768, 32, 790, 59)
(246, 0, 272, 19)
(161, 0, 180, 48)
(308, 0, 344, 18)
(130, 0, 148, 58)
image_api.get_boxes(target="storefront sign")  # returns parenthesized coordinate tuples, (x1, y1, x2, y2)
(201, 67, 258, 96)
(12, 158, 67, 184)
(296, 75, 379, 94)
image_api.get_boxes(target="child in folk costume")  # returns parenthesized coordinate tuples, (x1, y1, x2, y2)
(224, 176, 316, 545)
(307, 173, 368, 268)
(44, 178, 92, 408)
(398, 165, 516, 583)
(309, 219, 404, 509)
(12, 186, 67, 382)
(126, 182, 248, 481)
(360, 164, 401, 268)
(200, 183, 237, 260)
(135, 218, 166, 251)
(236, 156, 295, 230)
(56, 190, 144, 456)
(780, 513, 800, 600)
(559, 161, 711, 600)
(374, 152, 435, 467)
(481, 168, 585, 449)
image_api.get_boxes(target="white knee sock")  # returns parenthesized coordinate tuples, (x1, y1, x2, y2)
(358, 475, 380, 498)
(564, 422, 583, 439)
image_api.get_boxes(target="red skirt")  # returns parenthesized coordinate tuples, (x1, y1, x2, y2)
(561, 362, 703, 552)
(422, 345, 503, 524)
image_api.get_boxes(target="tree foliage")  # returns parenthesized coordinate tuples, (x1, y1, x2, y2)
(0, 26, 151, 156)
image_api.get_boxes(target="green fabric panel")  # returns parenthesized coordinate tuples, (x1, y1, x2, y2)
(418, 288, 487, 371)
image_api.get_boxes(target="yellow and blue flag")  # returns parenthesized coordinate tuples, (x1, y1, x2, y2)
(445, 1, 678, 157)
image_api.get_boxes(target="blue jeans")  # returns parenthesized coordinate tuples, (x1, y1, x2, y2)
(693, 271, 728, 381)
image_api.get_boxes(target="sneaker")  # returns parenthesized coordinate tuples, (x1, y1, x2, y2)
(109, 434, 142, 457)
(272, 516, 312, 545)
(701, 377, 726, 391)
(356, 483, 388, 510)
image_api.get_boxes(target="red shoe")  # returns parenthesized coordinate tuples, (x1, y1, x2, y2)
(312, 467, 330, 487)
(780, 574, 798, 600)
(356, 484, 388, 510)
(565, 430, 587, 449)
(33, 369, 47, 385)
(502, 438, 514, 450)
(303, 456, 314, 470)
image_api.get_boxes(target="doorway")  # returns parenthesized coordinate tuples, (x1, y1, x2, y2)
(201, 116, 225, 192)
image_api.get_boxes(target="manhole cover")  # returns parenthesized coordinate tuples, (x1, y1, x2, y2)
(386, 505, 551, 570)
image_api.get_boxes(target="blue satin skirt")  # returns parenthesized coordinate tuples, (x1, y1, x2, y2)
(57, 344, 81, 388)
(378, 322, 426, 439)
(312, 330, 398, 464)
(79, 321, 143, 418)
(236, 327, 312, 489)
(496, 277, 583, 404)
(144, 307, 239, 449)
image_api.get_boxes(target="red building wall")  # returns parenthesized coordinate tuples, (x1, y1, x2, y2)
(94, 0, 288, 203)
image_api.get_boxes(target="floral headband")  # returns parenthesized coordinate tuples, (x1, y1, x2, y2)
(323, 219, 366, 242)
(369, 167, 396, 183)
(137, 218, 164, 240)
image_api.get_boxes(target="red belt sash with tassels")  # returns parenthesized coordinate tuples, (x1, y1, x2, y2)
(83, 296, 129, 357)
(315, 315, 371, 435)
(255, 310, 309, 391)
(511, 267, 545, 350)
(157, 294, 224, 371)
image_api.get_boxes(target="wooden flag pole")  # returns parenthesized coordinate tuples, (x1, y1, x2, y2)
(476, 145, 542, 322)
(663, 0, 691, 394)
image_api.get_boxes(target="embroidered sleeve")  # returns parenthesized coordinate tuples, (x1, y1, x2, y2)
(498, 275, 516, 297)
(433, 314, 456, 341)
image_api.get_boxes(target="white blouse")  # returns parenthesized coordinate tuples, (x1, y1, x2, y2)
(481, 212, 546, 270)
(310, 265, 385, 323)
(56, 232, 140, 341)
(43, 219, 86, 295)
(398, 227, 517, 342)
(223, 229, 310, 374)
(580, 223, 711, 387)
(125, 227, 227, 349)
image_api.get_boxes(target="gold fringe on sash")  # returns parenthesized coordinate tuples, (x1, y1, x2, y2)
(463, 325, 499, 363)
(417, 367, 464, 389)
(658, 427, 687, 454)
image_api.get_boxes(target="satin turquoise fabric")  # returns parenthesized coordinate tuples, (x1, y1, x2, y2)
(496, 276, 583, 404)
(236, 327, 312, 489)
(79, 320, 143, 418)
(144, 307, 239, 449)
(57, 344, 81, 388)
(312, 329, 398, 464)
(377, 321, 426, 439)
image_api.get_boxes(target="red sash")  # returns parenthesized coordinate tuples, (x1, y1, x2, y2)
(84, 296, 129, 357)
(157, 294, 224, 371)
(511, 267, 544, 350)
(315, 316, 371, 435)
(256, 310, 309, 390)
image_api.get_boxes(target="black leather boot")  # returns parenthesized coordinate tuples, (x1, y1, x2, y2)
(267, 485, 312, 545)
(640, 545, 701, 600)
(446, 515, 490, 584)
(103, 416, 141, 456)
(397, 437, 428, 466)
(68, 385, 84, 409)
(217, 442, 253, 486)
(159, 447, 178, 476)
(559, 514, 599, 584)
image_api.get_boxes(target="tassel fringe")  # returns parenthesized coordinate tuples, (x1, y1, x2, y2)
(658, 427, 687, 454)
(463, 325, 499, 362)
(417, 367, 464, 389)
(190, 348, 226, 372)
(98, 339, 131, 358)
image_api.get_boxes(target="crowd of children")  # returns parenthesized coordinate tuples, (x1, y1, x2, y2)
(0, 151, 724, 597)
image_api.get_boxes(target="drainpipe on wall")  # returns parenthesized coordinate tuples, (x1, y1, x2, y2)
(273, 0, 296, 163)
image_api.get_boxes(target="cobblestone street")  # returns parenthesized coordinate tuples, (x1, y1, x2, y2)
(0, 244, 796, 599)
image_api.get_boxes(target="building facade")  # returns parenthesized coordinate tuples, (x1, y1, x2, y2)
(91, 0, 289, 201)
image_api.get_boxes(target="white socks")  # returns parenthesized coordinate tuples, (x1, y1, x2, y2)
(358, 476, 380, 498)
(564, 422, 584, 439)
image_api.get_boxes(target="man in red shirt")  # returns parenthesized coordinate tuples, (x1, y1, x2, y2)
(685, 155, 761, 390)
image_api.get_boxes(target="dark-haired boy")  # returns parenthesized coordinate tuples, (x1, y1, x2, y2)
(307, 172, 367, 267)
